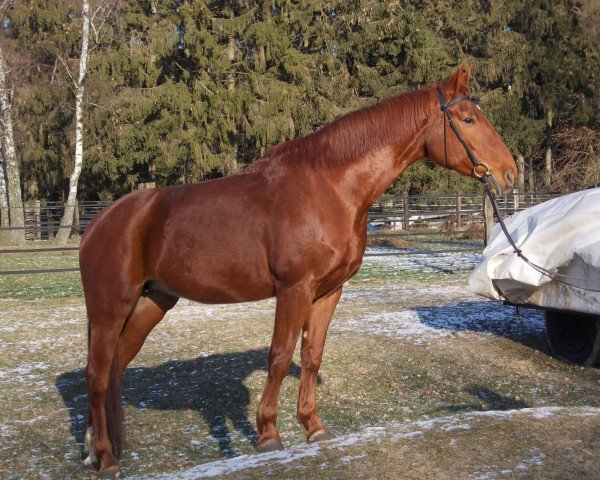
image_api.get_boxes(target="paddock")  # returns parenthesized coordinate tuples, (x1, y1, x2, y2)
(1, 250, 599, 479)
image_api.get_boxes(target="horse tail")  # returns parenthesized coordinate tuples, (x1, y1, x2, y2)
(106, 348, 124, 459)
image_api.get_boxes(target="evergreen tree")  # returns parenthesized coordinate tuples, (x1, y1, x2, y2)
(1, 0, 598, 203)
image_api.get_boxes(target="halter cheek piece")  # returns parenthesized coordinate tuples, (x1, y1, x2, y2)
(436, 87, 485, 176)
(436, 86, 501, 194)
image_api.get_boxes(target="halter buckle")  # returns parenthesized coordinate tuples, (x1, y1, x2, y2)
(472, 162, 490, 179)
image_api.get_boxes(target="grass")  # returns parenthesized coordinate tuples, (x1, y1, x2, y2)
(0, 247, 81, 300)
(1, 250, 600, 479)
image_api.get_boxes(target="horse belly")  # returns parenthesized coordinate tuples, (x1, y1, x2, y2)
(153, 237, 275, 304)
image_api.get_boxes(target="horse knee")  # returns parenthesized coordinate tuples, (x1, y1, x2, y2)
(300, 344, 322, 373)
(267, 348, 294, 378)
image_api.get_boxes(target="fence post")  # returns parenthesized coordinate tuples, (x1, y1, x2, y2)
(74, 200, 80, 235)
(513, 189, 519, 213)
(402, 190, 409, 230)
(47, 209, 55, 239)
(34, 200, 41, 240)
(455, 192, 462, 228)
(483, 189, 494, 247)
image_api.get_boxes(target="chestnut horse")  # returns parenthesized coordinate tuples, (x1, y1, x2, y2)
(79, 65, 517, 476)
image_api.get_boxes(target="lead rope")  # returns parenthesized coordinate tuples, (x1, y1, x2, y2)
(482, 174, 600, 292)
(437, 86, 600, 293)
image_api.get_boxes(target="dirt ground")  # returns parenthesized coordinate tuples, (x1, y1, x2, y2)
(1, 251, 599, 479)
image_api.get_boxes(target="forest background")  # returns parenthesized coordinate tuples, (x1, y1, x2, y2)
(0, 0, 599, 242)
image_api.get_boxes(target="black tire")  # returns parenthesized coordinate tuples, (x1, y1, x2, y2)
(545, 310, 600, 367)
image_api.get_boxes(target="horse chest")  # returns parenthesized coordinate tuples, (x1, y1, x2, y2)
(315, 226, 367, 297)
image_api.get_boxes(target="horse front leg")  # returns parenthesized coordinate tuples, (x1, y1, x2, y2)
(297, 288, 341, 443)
(256, 284, 313, 452)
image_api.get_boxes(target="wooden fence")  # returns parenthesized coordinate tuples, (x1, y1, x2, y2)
(368, 191, 558, 231)
(0, 191, 562, 276)
(0, 200, 109, 240)
(0, 191, 559, 241)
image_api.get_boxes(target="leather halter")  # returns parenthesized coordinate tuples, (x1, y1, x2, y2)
(436, 88, 480, 169)
(437, 86, 600, 292)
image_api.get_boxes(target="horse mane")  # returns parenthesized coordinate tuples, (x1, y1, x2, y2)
(251, 85, 434, 170)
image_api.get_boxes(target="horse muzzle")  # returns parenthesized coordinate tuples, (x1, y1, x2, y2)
(472, 162, 512, 195)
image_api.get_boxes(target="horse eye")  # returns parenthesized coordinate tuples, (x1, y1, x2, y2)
(463, 117, 475, 125)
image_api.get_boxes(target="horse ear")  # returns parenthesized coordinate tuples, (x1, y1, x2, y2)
(444, 63, 471, 95)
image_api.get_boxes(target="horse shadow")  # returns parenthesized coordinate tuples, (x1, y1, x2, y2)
(56, 347, 312, 459)
(411, 300, 543, 413)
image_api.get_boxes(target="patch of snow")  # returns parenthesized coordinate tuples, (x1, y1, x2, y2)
(130, 444, 322, 480)
(390, 430, 424, 441)
(441, 423, 471, 432)
(339, 453, 367, 463)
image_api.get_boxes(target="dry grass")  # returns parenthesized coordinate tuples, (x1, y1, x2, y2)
(366, 236, 412, 248)
(1, 255, 599, 479)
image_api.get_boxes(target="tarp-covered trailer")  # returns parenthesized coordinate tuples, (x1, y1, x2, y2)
(469, 188, 600, 366)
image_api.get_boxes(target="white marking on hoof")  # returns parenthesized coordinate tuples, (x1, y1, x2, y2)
(83, 427, 99, 471)
(83, 454, 97, 472)
(84, 426, 94, 454)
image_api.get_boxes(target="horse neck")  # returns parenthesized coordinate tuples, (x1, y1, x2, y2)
(328, 89, 435, 212)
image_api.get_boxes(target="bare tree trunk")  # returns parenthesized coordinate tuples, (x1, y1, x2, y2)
(543, 109, 554, 190)
(227, 35, 238, 173)
(0, 143, 10, 244)
(226, 36, 235, 92)
(527, 157, 535, 192)
(516, 154, 525, 192)
(56, 0, 90, 245)
(0, 44, 25, 244)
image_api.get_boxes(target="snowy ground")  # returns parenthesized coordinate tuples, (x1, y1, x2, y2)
(129, 406, 600, 480)
(1, 249, 599, 479)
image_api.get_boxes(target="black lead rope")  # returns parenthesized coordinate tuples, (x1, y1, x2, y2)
(437, 86, 600, 294)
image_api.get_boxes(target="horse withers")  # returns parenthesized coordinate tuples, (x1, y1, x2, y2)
(79, 64, 517, 477)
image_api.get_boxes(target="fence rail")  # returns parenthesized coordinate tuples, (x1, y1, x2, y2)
(0, 191, 562, 276)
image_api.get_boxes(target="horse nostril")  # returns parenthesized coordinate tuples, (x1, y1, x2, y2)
(505, 170, 515, 187)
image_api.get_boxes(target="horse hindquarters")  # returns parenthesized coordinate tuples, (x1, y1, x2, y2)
(80, 192, 159, 476)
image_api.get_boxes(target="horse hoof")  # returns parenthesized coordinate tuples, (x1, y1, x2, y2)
(98, 465, 121, 479)
(256, 438, 285, 453)
(83, 454, 99, 473)
(307, 426, 336, 443)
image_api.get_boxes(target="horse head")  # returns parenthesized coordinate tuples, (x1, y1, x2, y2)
(426, 64, 518, 194)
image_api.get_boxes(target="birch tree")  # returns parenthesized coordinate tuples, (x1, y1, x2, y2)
(0, 42, 25, 244)
(56, 0, 116, 244)
(0, 144, 10, 243)
(55, 0, 90, 244)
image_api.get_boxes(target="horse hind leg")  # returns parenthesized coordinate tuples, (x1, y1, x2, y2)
(83, 276, 152, 477)
(116, 281, 179, 374)
(84, 281, 178, 476)
(84, 314, 127, 478)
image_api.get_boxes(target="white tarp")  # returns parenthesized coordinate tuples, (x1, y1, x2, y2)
(469, 188, 600, 316)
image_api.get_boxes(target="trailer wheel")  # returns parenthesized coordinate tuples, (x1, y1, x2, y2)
(545, 311, 600, 367)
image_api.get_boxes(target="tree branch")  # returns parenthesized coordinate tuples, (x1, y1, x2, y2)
(56, 55, 78, 88)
